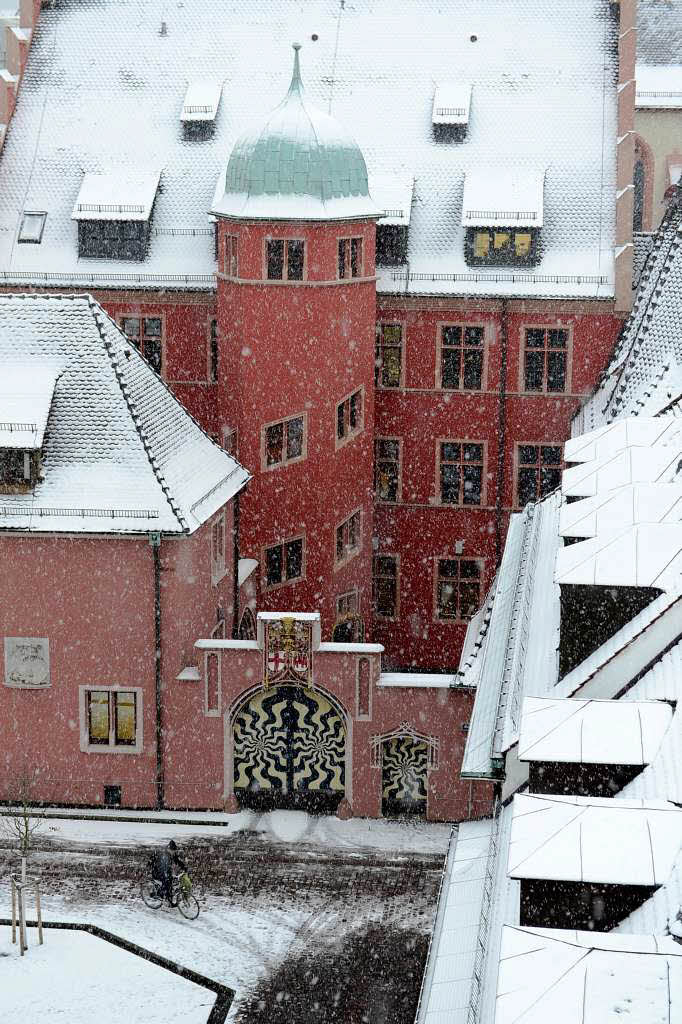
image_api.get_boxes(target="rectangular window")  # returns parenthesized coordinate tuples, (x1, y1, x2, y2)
(336, 590, 359, 617)
(224, 235, 238, 277)
(440, 325, 484, 390)
(263, 414, 305, 468)
(439, 442, 484, 505)
(517, 444, 563, 506)
(336, 511, 361, 565)
(205, 653, 220, 715)
(375, 324, 403, 388)
(120, 316, 163, 374)
(84, 689, 140, 751)
(436, 558, 482, 621)
(338, 237, 363, 279)
(18, 211, 47, 244)
(265, 537, 304, 588)
(372, 555, 398, 618)
(266, 238, 305, 280)
(209, 319, 218, 382)
(336, 389, 363, 444)
(357, 657, 371, 719)
(523, 327, 568, 393)
(374, 439, 400, 502)
(467, 228, 539, 267)
(211, 512, 226, 583)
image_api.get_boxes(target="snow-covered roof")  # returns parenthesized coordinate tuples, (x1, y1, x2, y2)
(508, 793, 682, 886)
(495, 926, 682, 1024)
(368, 175, 414, 227)
(576, 204, 682, 433)
(0, 365, 60, 449)
(637, 1, 682, 66)
(0, 0, 618, 298)
(559, 483, 682, 539)
(431, 83, 472, 126)
(635, 63, 682, 109)
(461, 169, 545, 228)
(378, 672, 455, 689)
(0, 294, 249, 534)
(181, 79, 223, 123)
(71, 171, 161, 222)
(517, 696, 673, 766)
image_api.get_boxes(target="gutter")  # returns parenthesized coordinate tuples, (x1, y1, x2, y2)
(150, 532, 164, 809)
(494, 299, 509, 564)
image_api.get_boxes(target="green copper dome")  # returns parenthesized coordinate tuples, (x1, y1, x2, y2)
(212, 45, 379, 221)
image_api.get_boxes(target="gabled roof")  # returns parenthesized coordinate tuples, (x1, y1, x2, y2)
(0, 365, 61, 449)
(0, 0, 618, 299)
(0, 294, 249, 534)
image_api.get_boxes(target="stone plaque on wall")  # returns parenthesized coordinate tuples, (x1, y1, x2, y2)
(4, 637, 50, 688)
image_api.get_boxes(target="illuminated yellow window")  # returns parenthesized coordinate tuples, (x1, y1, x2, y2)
(88, 691, 110, 744)
(115, 691, 136, 745)
(474, 231, 490, 258)
(515, 232, 532, 256)
(494, 232, 511, 250)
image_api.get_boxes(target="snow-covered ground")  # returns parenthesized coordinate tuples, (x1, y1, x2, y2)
(1, 926, 213, 1023)
(0, 810, 451, 1023)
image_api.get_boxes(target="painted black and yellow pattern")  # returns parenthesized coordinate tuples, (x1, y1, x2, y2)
(233, 685, 345, 810)
(381, 736, 428, 816)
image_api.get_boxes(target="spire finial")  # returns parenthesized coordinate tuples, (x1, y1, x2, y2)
(289, 42, 303, 93)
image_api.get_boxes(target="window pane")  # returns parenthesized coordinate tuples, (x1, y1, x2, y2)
(286, 417, 304, 460)
(441, 442, 460, 461)
(374, 555, 397, 578)
(381, 347, 401, 387)
(266, 423, 284, 465)
(121, 317, 140, 339)
(336, 525, 344, 560)
(438, 559, 458, 578)
(462, 465, 482, 505)
(525, 328, 545, 348)
(441, 347, 461, 389)
(348, 513, 360, 549)
(442, 325, 461, 347)
(518, 466, 538, 505)
(474, 231, 489, 258)
(350, 237, 361, 277)
(459, 582, 480, 619)
(285, 538, 303, 579)
(337, 402, 346, 439)
(464, 326, 484, 347)
(381, 324, 402, 346)
(375, 577, 397, 617)
(267, 239, 284, 279)
(376, 461, 398, 501)
(540, 467, 561, 496)
(524, 350, 544, 391)
(377, 439, 399, 460)
(115, 691, 136, 745)
(493, 231, 510, 250)
(266, 545, 282, 586)
(547, 351, 566, 392)
(143, 317, 162, 337)
(515, 232, 532, 256)
(349, 391, 362, 429)
(541, 446, 562, 465)
(143, 339, 162, 374)
(548, 329, 568, 348)
(88, 691, 109, 744)
(459, 559, 481, 579)
(437, 581, 457, 618)
(287, 240, 304, 280)
(441, 464, 460, 503)
(462, 349, 483, 389)
(463, 443, 483, 462)
(338, 239, 346, 279)
(519, 445, 539, 466)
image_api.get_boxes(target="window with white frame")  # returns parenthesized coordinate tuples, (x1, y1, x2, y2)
(516, 443, 563, 506)
(211, 511, 226, 583)
(338, 237, 363, 279)
(336, 389, 363, 444)
(263, 414, 305, 469)
(80, 687, 143, 753)
(372, 555, 398, 619)
(435, 558, 482, 622)
(523, 327, 569, 393)
(336, 590, 359, 617)
(375, 323, 403, 388)
(222, 426, 238, 456)
(266, 239, 305, 280)
(336, 511, 361, 565)
(224, 234, 238, 277)
(440, 324, 484, 390)
(374, 439, 401, 502)
(439, 441, 485, 506)
(265, 536, 304, 588)
(120, 316, 163, 374)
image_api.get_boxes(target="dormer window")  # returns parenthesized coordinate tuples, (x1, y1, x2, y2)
(432, 83, 471, 140)
(181, 79, 222, 140)
(462, 169, 544, 267)
(0, 450, 34, 488)
(71, 171, 161, 261)
(370, 176, 413, 267)
(0, 366, 58, 493)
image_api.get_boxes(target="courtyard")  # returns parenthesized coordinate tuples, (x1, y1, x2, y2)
(0, 810, 451, 1023)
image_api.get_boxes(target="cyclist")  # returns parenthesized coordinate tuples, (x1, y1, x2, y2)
(150, 839, 187, 905)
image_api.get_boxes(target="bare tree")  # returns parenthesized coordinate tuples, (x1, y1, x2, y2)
(0, 767, 45, 881)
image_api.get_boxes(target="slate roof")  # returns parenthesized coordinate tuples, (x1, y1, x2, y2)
(576, 200, 682, 434)
(0, 0, 618, 299)
(0, 294, 249, 534)
(637, 0, 682, 64)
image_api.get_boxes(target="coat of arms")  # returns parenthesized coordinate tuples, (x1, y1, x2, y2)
(4, 638, 50, 688)
(263, 616, 312, 687)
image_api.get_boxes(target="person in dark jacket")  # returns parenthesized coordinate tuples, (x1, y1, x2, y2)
(151, 839, 187, 904)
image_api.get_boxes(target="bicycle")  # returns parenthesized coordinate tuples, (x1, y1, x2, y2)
(140, 872, 200, 920)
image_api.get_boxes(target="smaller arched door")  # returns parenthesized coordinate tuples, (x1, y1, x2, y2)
(381, 736, 428, 817)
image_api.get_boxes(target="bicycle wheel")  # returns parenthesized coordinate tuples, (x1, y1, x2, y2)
(140, 880, 163, 909)
(177, 892, 200, 920)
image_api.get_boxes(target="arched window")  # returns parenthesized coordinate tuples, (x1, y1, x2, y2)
(238, 607, 256, 640)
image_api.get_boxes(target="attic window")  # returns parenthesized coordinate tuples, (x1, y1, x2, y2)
(370, 175, 413, 267)
(0, 449, 33, 487)
(71, 171, 161, 261)
(432, 84, 471, 139)
(462, 170, 544, 267)
(18, 211, 46, 244)
(181, 80, 222, 139)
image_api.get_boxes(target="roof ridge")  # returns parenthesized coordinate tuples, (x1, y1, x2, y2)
(85, 295, 188, 533)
